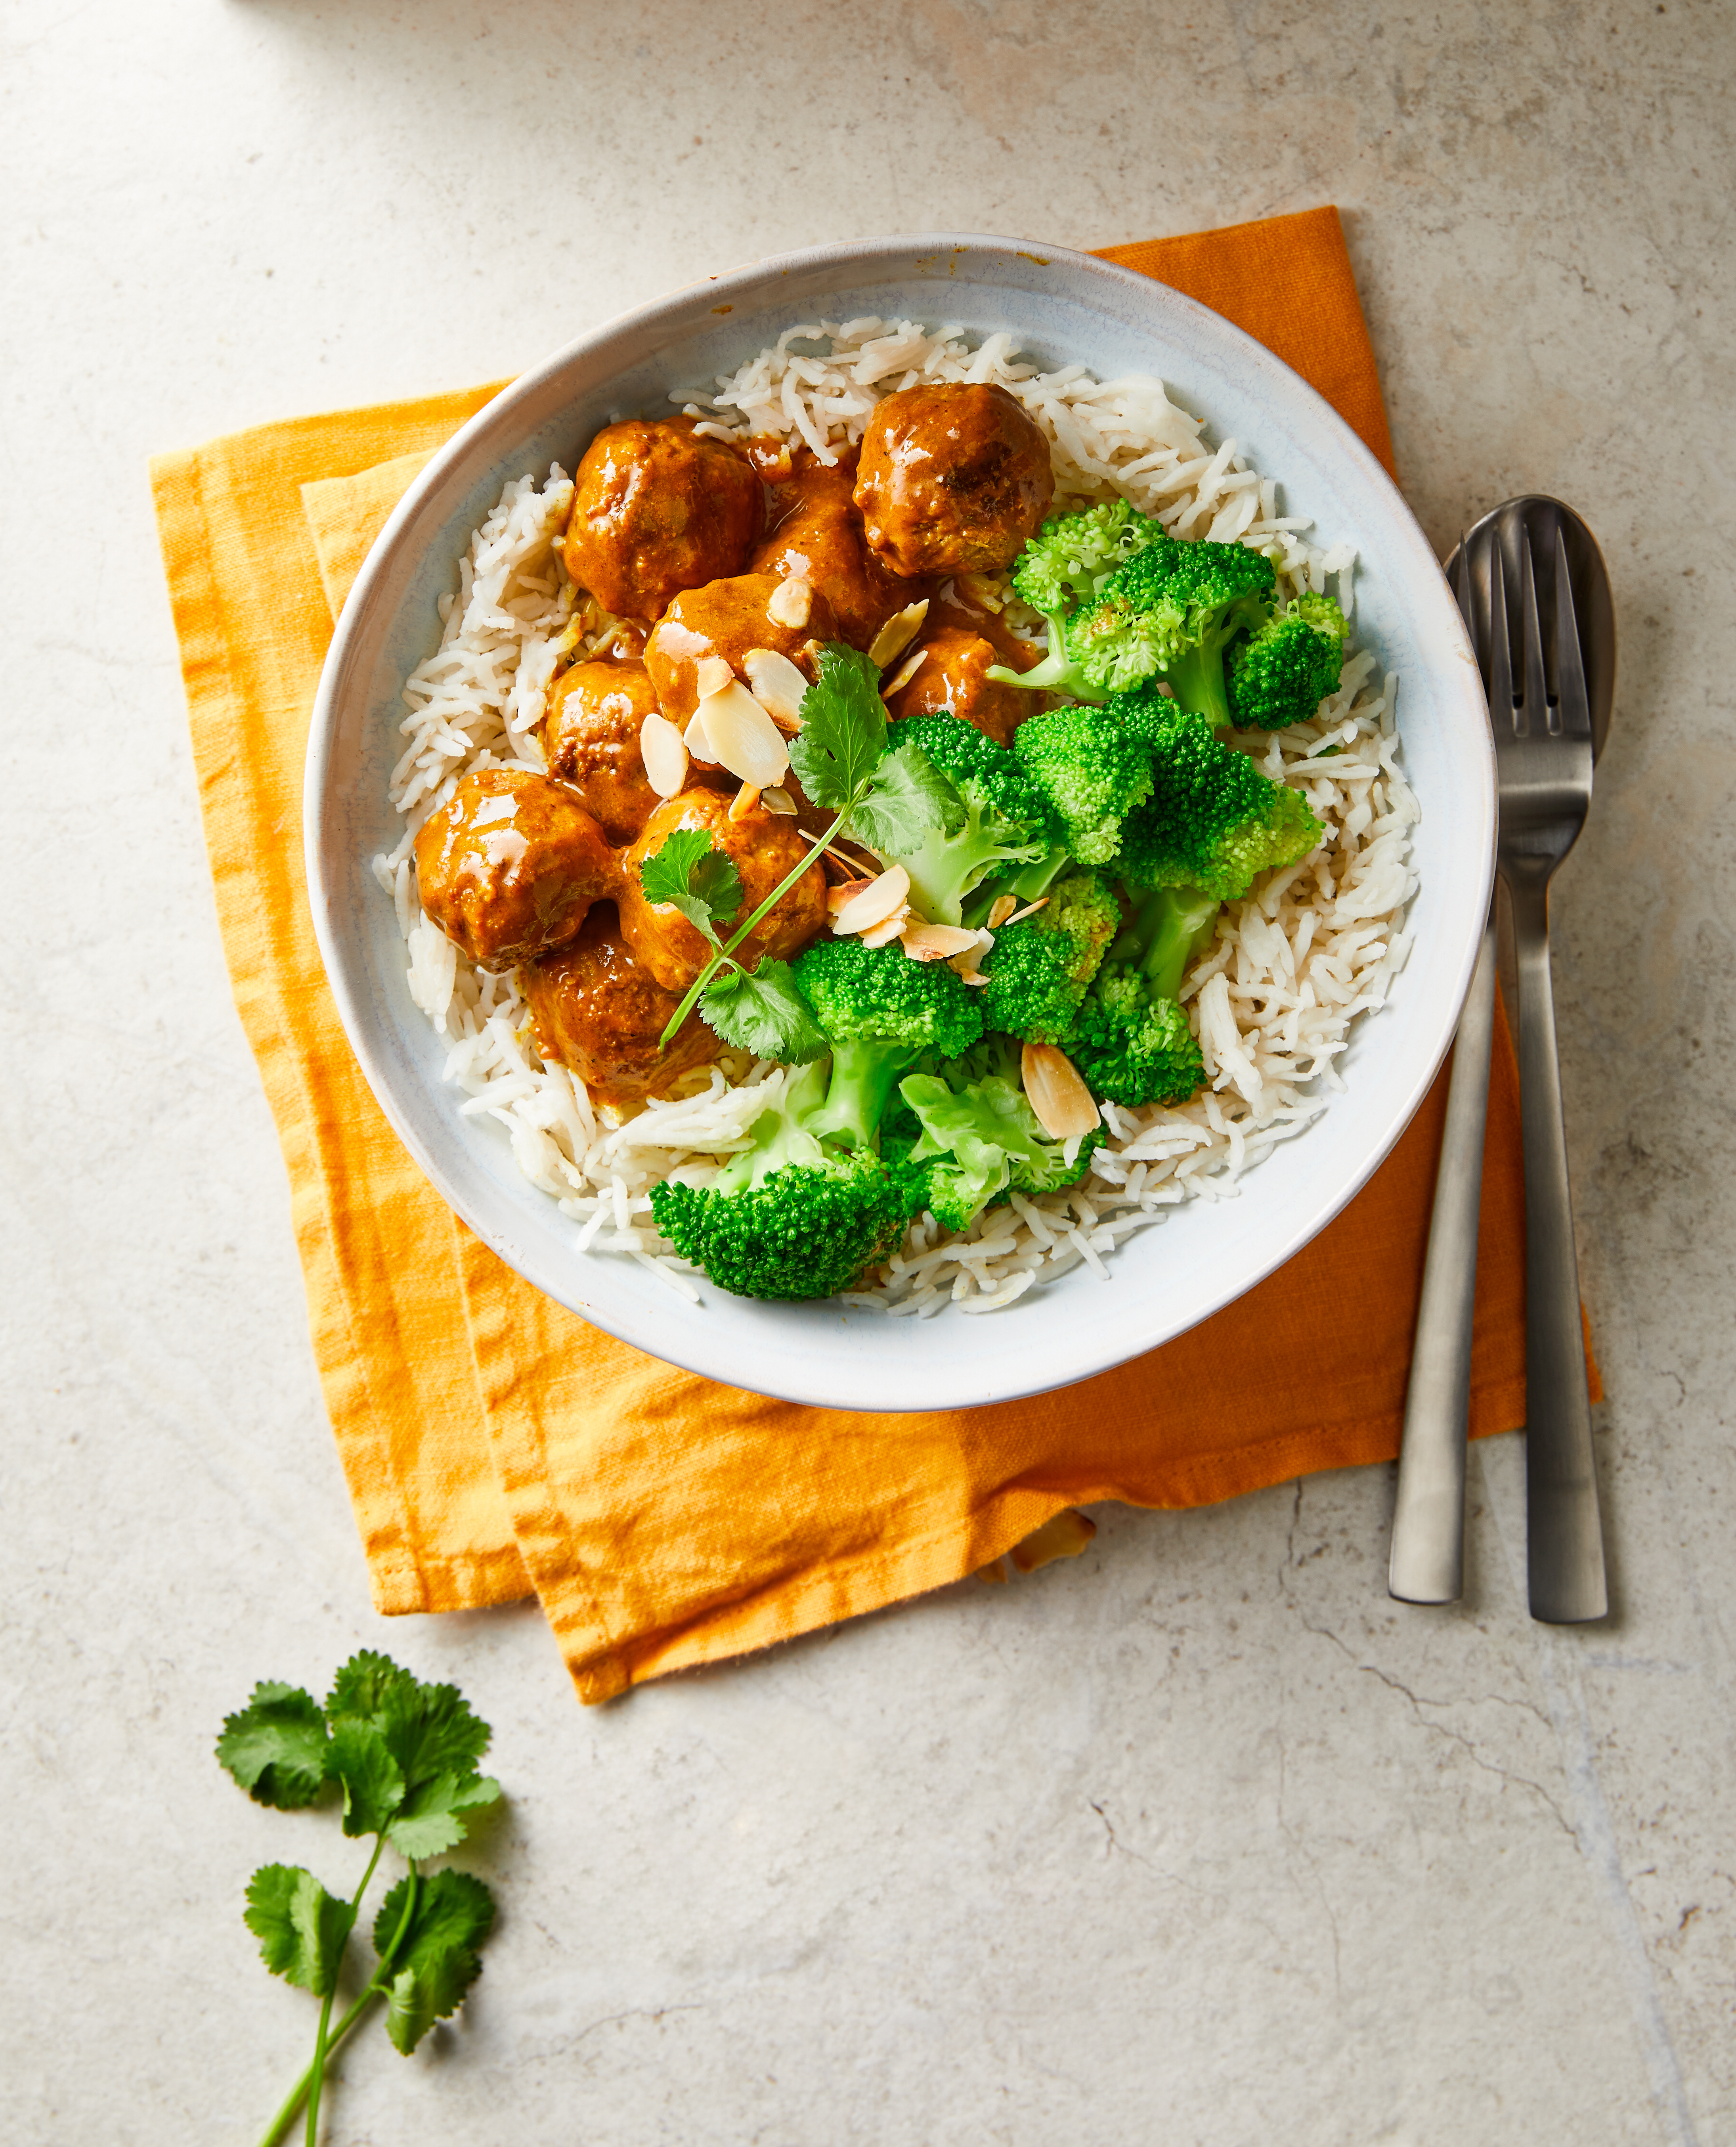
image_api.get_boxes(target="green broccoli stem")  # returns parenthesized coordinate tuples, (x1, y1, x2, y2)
(808, 1038, 916, 1152)
(1158, 642, 1233, 730)
(1117, 885, 1221, 1002)
(959, 848, 1075, 931)
(983, 614, 1110, 704)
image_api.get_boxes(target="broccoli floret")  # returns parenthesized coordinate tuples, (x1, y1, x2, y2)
(883, 714, 1059, 926)
(988, 535, 1279, 718)
(1225, 593, 1349, 731)
(793, 936, 985, 1149)
(1068, 886, 1215, 1107)
(981, 869, 1120, 1043)
(889, 1039, 1103, 1231)
(649, 1060, 913, 1300)
(1084, 539, 1277, 718)
(1009, 499, 1170, 617)
(1117, 716, 1321, 903)
(1012, 702, 1157, 865)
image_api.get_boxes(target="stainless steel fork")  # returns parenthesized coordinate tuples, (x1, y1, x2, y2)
(1465, 499, 1612, 1622)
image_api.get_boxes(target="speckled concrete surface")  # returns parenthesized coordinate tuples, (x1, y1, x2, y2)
(5, 3, 1734, 2141)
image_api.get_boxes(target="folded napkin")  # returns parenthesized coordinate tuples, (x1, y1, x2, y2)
(153, 207, 1591, 1703)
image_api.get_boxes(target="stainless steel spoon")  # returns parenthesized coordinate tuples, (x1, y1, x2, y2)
(1388, 496, 1614, 1611)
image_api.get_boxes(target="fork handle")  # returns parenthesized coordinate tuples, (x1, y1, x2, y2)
(1506, 865, 1608, 1622)
(1389, 911, 1498, 1604)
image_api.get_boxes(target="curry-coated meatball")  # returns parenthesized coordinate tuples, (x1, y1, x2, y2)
(414, 767, 616, 966)
(883, 592, 1048, 747)
(618, 787, 827, 992)
(523, 904, 717, 1109)
(560, 419, 763, 622)
(750, 447, 930, 651)
(853, 383, 1055, 578)
(883, 626, 1036, 749)
(644, 572, 839, 725)
(540, 658, 667, 845)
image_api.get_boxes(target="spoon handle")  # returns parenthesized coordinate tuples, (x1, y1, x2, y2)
(1507, 867, 1608, 1621)
(1389, 909, 1498, 1604)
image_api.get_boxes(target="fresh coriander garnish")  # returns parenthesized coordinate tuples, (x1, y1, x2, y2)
(217, 1651, 501, 2147)
(646, 642, 955, 1052)
(638, 826, 744, 936)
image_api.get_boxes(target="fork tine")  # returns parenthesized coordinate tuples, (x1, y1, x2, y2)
(1519, 522, 1550, 735)
(1552, 523, 1593, 740)
(1486, 526, 1515, 736)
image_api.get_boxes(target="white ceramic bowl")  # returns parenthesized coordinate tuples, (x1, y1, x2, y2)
(306, 234, 1493, 1413)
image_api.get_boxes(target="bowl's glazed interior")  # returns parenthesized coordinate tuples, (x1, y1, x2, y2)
(306, 235, 1493, 1412)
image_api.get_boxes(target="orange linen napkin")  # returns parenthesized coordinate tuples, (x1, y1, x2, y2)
(153, 208, 1594, 1703)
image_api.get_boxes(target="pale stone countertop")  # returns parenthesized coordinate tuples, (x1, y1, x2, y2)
(5, 3, 1732, 2141)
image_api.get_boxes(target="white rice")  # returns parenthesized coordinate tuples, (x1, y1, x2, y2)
(374, 320, 1417, 1314)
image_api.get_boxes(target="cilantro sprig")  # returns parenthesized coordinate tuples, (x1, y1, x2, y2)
(647, 642, 956, 1055)
(217, 1651, 502, 2147)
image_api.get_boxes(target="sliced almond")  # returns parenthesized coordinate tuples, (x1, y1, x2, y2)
(760, 785, 797, 817)
(985, 894, 1018, 929)
(901, 922, 985, 962)
(858, 907, 912, 949)
(826, 877, 873, 915)
(698, 679, 791, 788)
(881, 645, 928, 698)
(694, 654, 734, 699)
(868, 597, 929, 670)
(829, 864, 911, 938)
(767, 578, 813, 630)
(742, 647, 810, 729)
(728, 782, 761, 823)
(683, 706, 716, 763)
(639, 711, 689, 799)
(1021, 1041, 1101, 1142)
(1004, 895, 1051, 926)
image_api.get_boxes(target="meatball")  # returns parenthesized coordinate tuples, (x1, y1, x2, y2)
(854, 383, 1054, 578)
(644, 572, 839, 725)
(883, 626, 1034, 748)
(618, 786, 826, 992)
(750, 446, 931, 650)
(540, 657, 667, 845)
(883, 593, 1049, 747)
(414, 767, 616, 966)
(524, 904, 717, 1110)
(560, 419, 763, 622)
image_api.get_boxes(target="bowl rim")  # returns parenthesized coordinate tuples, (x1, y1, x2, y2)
(305, 230, 1495, 1410)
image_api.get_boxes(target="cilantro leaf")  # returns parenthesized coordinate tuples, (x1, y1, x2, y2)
(845, 739, 959, 855)
(325, 1651, 417, 1726)
(221, 1651, 505, 2145)
(386, 1770, 502, 1860)
(244, 1864, 350, 1996)
(376, 1678, 493, 1795)
(699, 959, 830, 1062)
(373, 1871, 497, 2055)
(788, 643, 887, 811)
(639, 829, 744, 941)
(326, 1719, 407, 1838)
(216, 1683, 330, 1809)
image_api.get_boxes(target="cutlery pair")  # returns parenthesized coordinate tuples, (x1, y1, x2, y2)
(1389, 498, 1613, 1622)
